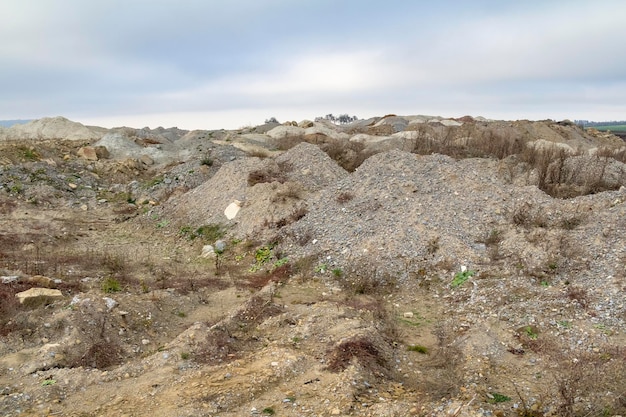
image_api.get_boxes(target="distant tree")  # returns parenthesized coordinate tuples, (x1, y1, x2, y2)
(337, 114, 358, 124)
(315, 113, 359, 125)
(265, 117, 279, 124)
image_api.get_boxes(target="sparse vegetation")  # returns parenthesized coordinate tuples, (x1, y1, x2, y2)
(1, 116, 625, 415)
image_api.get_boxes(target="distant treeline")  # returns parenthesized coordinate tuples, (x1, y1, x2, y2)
(575, 120, 626, 128)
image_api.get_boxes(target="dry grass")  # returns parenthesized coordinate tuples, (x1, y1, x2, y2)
(325, 336, 388, 374)
(335, 191, 355, 204)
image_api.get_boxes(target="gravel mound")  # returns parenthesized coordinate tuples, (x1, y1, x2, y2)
(0, 116, 102, 141)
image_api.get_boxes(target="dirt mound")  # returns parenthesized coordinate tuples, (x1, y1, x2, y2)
(162, 142, 348, 239)
(0, 116, 102, 141)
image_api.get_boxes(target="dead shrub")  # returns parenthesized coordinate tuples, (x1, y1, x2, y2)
(238, 263, 292, 290)
(0, 282, 30, 336)
(320, 139, 376, 172)
(231, 295, 284, 327)
(171, 275, 230, 295)
(271, 181, 304, 203)
(247, 166, 288, 186)
(512, 202, 549, 228)
(325, 336, 388, 375)
(63, 312, 124, 369)
(335, 191, 355, 204)
(194, 326, 241, 365)
(245, 148, 270, 158)
(478, 229, 504, 261)
(264, 204, 308, 229)
(419, 322, 464, 398)
(565, 285, 588, 308)
(269, 135, 307, 151)
(547, 345, 626, 417)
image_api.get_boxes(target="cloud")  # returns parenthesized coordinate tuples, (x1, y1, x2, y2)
(1, 1, 626, 125)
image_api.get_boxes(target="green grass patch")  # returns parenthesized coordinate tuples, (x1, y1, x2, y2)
(101, 277, 121, 293)
(407, 344, 428, 354)
(592, 124, 626, 132)
(487, 392, 511, 404)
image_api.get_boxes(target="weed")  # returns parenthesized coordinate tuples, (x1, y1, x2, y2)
(427, 236, 440, 255)
(249, 245, 274, 271)
(156, 219, 169, 228)
(200, 157, 213, 166)
(451, 269, 475, 288)
(185, 224, 226, 242)
(262, 407, 275, 415)
(332, 268, 343, 277)
(524, 326, 538, 340)
(273, 258, 289, 269)
(20, 146, 39, 161)
(487, 392, 511, 404)
(180, 352, 190, 360)
(101, 277, 121, 293)
(407, 344, 429, 354)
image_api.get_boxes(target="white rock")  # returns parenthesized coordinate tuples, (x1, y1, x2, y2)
(224, 200, 242, 220)
(201, 245, 215, 258)
(103, 297, 118, 311)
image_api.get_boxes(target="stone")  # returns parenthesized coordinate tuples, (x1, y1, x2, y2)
(224, 200, 242, 220)
(77, 146, 99, 161)
(201, 245, 215, 258)
(139, 154, 154, 166)
(403, 312, 414, 318)
(94, 145, 109, 159)
(1, 275, 19, 284)
(103, 297, 118, 311)
(214, 240, 227, 253)
(27, 275, 57, 288)
(15, 288, 63, 307)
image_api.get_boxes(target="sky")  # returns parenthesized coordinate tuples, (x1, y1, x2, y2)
(1, 0, 625, 130)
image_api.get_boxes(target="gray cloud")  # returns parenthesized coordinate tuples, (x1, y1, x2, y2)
(1, 0, 625, 127)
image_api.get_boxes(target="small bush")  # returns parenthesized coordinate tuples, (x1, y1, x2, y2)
(325, 336, 387, 373)
(101, 277, 121, 293)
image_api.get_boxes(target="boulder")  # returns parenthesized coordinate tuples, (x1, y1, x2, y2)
(94, 145, 110, 159)
(26, 275, 57, 288)
(139, 154, 154, 166)
(224, 200, 242, 220)
(266, 125, 305, 139)
(16, 288, 63, 307)
(77, 146, 99, 161)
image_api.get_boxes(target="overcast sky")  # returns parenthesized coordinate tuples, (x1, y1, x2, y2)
(1, 1, 625, 130)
